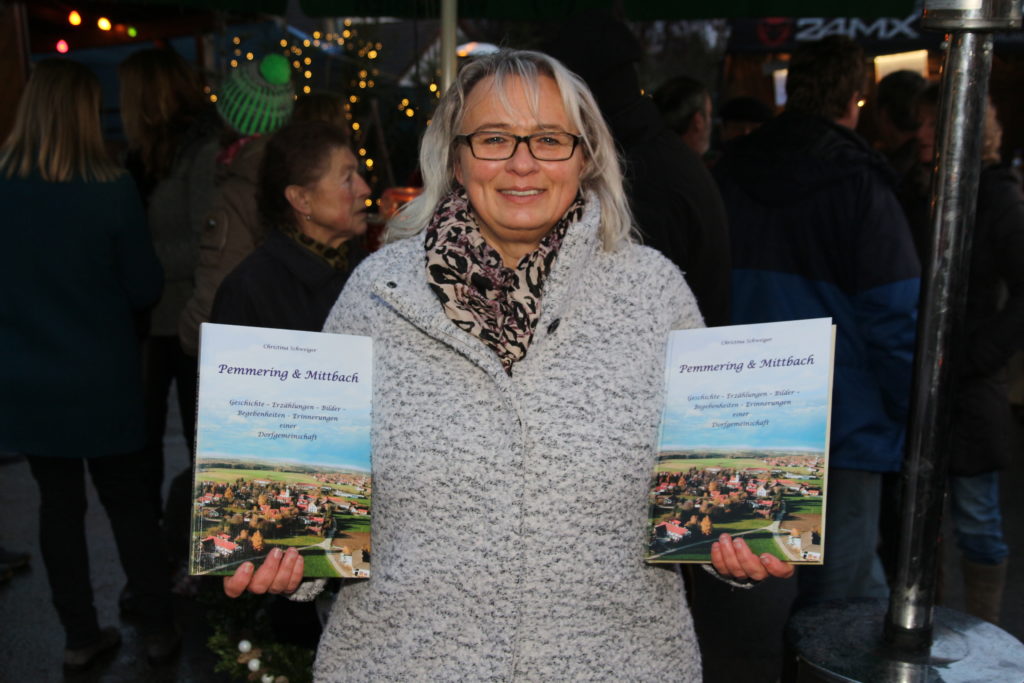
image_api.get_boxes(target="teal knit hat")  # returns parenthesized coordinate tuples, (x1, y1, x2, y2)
(217, 54, 294, 135)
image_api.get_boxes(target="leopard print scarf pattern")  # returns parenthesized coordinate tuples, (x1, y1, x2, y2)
(425, 188, 584, 375)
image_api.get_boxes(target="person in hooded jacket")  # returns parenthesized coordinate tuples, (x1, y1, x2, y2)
(715, 36, 921, 609)
(905, 84, 1023, 624)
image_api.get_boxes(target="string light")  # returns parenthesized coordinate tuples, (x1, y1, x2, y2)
(303, 39, 311, 47)
(405, 108, 415, 117)
(68, 11, 82, 26)
(313, 31, 321, 39)
(368, 50, 378, 59)
(246, 52, 254, 60)
(304, 57, 312, 65)
(56, 39, 70, 53)
(358, 80, 366, 89)
(232, 36, 241, 45)
(429, 83, 438, 92)
(127, 26, 137, 37)
(349, 95, 358, 103)
(304, 70, 312, 79)
(358, 148, 366, 156)
(292, 60, 300, 69)
(352, 122, 360, 131)
(210, 94, 218, 103)
(344, 19, 352, 26)
(230, 59, 238, 68)
(279, 39, 288, 47)
(364, 198, 373, 207)
(303, 85, 311, 94)
(97, 17, 112, 31)
(365, 159, 374, 169)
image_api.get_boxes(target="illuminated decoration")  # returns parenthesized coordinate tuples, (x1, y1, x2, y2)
(230, 59, 238, 68)
(352, 122, 360, 131)
(368, 50, 378, 59)
(279, 39, 287, 47)
(313, 31, 321, 39)
(303, 85, 311, 94)
(405, 108, 415, 118)
(127, 26, 137, 38)
(68, 11, 82, 26)
(429, 83, 438, 92)
(232, 36, 241, 45)
(364, 198, 373, 207)
(304, 57, 311, 65)
(292, 60, 300, 68)
(97, 17, 111, 31)
(874, 50, 929, 81)
(857, 98, 866, 108)
(56, 39, 70, 53)
(246, 52, 254, 60)
(358, 148, 366, 156)
(210, 94, 218, 103)
(365, 158, 374, 169)
(304, 70, 312, 79)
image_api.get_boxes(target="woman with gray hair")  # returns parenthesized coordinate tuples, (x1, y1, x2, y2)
(224, 49, 792, 680)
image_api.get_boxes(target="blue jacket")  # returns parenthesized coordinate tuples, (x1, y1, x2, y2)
(714, 112, 920, 472)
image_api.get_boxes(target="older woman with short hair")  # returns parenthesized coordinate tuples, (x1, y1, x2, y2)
(225, 49, 791, 680)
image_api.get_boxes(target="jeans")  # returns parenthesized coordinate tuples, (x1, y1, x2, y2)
(949, 471, 1008, 565)
(794, 468, 890, 610)
(27, 452, 172, 648)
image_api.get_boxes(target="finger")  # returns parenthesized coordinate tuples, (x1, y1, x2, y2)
(285, 551, 305, 593)
(268, 547, 301, 594)
(715, 533, 749, 581)
(249, 548, 284, 594)
(761, 553, 795, 579)
(730, 537, 768, 581)
(223, 562, 254, 598)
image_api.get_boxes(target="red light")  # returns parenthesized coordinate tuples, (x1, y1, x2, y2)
(56, 39, 69, 54)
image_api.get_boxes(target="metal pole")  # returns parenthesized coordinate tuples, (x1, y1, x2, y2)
(884, 0, 1019, 653)
(883, 29, 992, 653)
(440, 0, 457, 92)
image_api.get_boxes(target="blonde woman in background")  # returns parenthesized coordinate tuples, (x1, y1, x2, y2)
(0, 59, 178, 670)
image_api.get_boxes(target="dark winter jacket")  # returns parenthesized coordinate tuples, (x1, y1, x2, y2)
(608, 97, 732, 327)
(905, 164, 1024, 474)
(715, 111, 920, 473)
(0, 172, 162, 456)
(210, 229, 366, 332)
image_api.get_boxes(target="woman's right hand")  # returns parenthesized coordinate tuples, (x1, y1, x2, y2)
(223, 547, 304, 598)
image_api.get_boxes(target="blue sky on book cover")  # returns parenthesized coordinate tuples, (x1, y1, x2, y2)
(196, 324, 372, 471)
(659, 318, 832, 453)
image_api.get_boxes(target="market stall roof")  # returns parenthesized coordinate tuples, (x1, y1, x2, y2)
(296, 0, 919, 20)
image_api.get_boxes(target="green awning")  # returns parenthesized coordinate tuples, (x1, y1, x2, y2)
(299, 0, 918, 20)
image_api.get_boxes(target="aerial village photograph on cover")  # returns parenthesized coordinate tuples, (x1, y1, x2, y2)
(646, 318, 834, 565)
(190, 323, 372, 578)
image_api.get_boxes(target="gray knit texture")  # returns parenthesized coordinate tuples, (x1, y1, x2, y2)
(315, 196, 706, 681)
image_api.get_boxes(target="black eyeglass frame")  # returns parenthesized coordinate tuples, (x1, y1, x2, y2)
(455, 131, 584, 161)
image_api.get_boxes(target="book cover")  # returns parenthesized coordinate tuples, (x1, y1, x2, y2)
(645, 318, 835, 565)
(189, 323, 373, 578)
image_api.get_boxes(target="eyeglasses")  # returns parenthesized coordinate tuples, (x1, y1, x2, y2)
(456, 131, 583, 161)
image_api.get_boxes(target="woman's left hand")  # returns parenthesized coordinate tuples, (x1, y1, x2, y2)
(710, 532, 795, 582)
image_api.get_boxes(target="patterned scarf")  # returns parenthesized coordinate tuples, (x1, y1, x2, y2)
(283, 224, 350, 272)
(424, 188, 584, 375)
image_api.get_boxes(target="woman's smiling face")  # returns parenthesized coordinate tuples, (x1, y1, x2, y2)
(454, 74, 583, 266)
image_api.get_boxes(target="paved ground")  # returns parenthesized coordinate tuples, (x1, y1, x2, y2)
(1, 391, 1021, 682)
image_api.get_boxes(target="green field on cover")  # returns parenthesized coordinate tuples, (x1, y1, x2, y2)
(271, 536, 325, 546)
(785, 497, 823, 516)
(653, 529, 786, 562)
(195, 467, 366, 489)
(654, 456, 820, 477)
(298, 551, 340, 577)
(334, 515, 371, 534)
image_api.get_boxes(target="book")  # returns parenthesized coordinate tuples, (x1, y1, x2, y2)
(645, 318, 835, 565)
(189, 323, 373, 578)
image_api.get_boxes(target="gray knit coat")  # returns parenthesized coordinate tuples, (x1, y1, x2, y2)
(312, 196, 705, 681)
